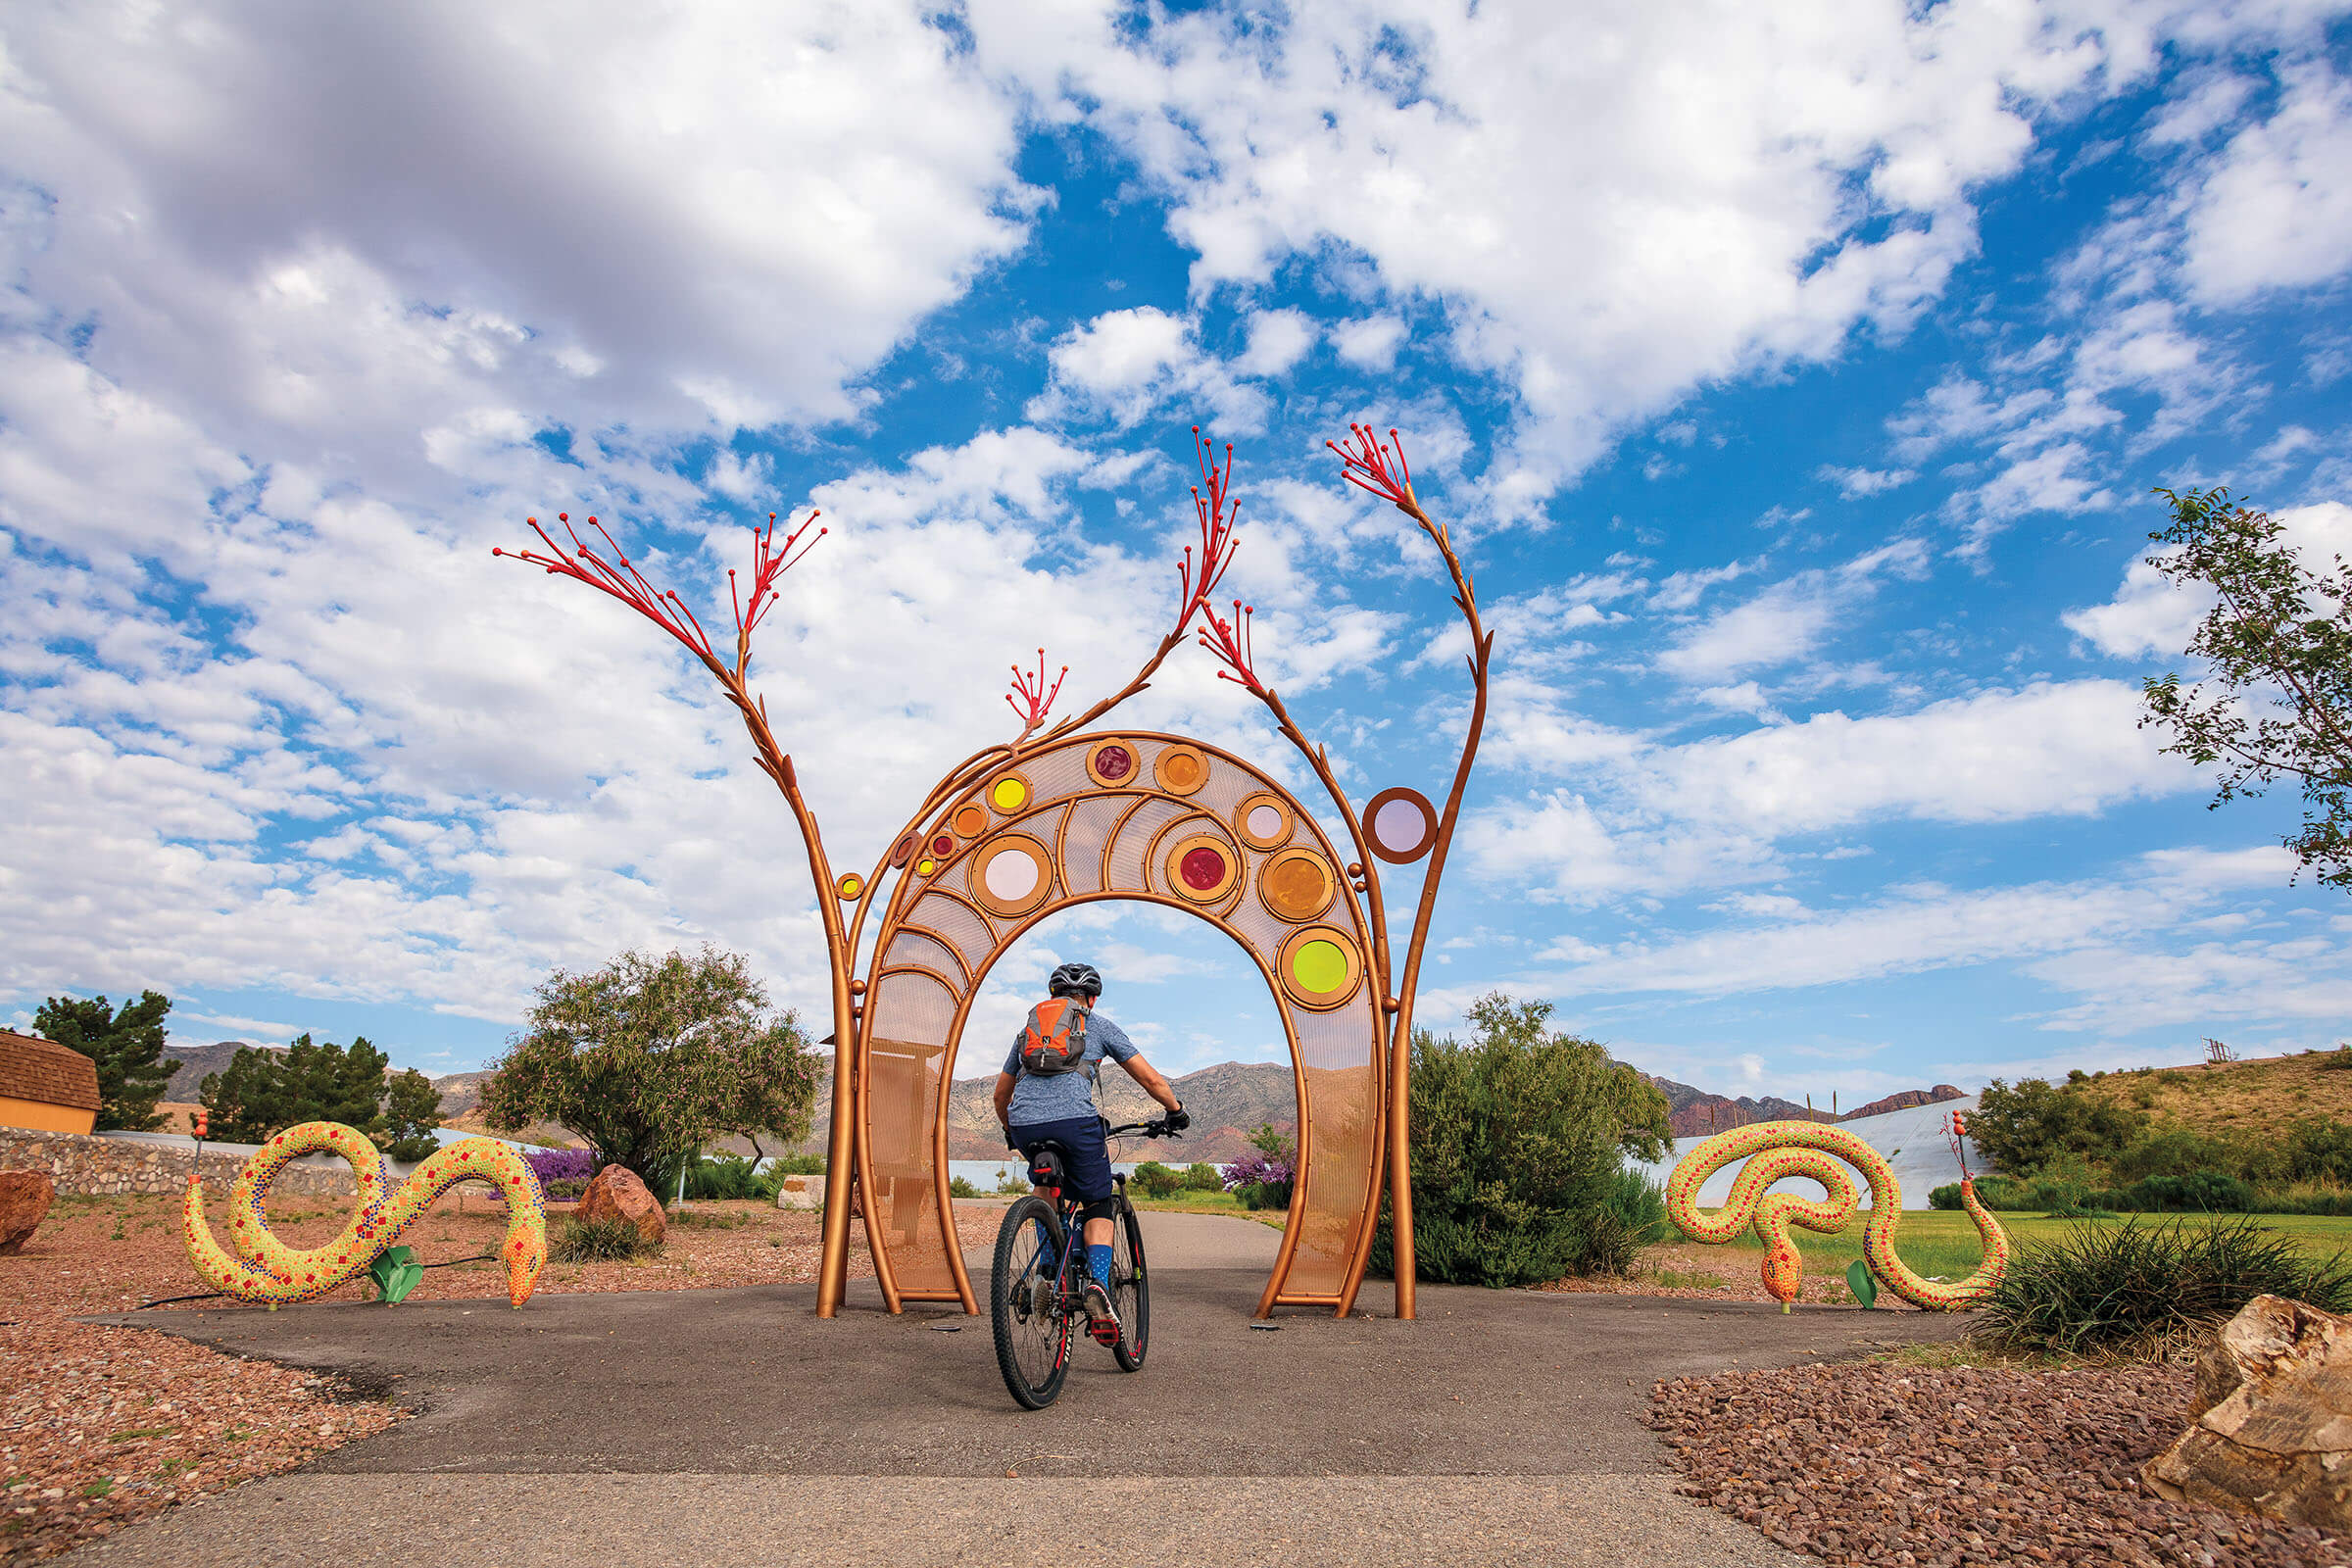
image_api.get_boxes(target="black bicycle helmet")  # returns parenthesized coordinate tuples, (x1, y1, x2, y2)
(1048, 961, 1102, 999)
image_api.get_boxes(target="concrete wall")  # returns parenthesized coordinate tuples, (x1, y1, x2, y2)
(0, 1125, 359, 1198)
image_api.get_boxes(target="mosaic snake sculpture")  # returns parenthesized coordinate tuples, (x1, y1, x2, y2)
(1665, 1120, 2009, 1310)
(182, 1121, 548, 1308)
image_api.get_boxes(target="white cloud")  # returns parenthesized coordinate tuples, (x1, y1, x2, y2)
(1330, 316, 1406, 371)
(1028, 306, 1269, 430)
(2184, 61, 2352, 301)
(2064, 500, 2352, 659)
(1818, 465, 1918, 499)
(1237, 309, 1317, 376)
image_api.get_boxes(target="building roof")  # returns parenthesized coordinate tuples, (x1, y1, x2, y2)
(0, 1030, 102, 1113)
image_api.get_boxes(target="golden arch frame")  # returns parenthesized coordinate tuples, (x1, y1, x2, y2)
(853, 730, 1389, 1318)
(496, 426, 1488, 1320)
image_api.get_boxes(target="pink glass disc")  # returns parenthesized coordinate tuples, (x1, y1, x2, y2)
(1094, 745, 1133, 781)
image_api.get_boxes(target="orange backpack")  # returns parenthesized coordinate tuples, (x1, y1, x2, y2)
(1018, 997, 1092, 1076)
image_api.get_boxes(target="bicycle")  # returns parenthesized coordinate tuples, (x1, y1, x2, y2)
(989, 1117, 1179, 1410)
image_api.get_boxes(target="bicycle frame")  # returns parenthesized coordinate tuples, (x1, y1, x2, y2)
(1021, 1118, 1164, 1324)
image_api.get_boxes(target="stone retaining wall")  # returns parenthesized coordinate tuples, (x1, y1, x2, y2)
(0, 1126, 359, 1198)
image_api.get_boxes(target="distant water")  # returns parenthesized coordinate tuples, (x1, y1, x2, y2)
(946, 1158, 1159, 1194)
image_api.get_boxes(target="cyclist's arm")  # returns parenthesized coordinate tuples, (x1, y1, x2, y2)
(993, 1071, 1016, 1130)
(1118, 1054, 1184, 1115)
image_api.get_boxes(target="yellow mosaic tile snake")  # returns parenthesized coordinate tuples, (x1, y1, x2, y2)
(1665, 1118, 2008, 1310)
(182, 1121, 549, 1308)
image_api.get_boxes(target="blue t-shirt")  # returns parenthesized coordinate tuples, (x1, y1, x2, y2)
(1003, 1005, 1138, 1125)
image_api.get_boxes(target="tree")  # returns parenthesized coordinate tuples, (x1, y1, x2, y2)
(1375, 993, 1671, 1288)
(379, 1069, 445, 1162)
(34, 991, 179, 1132)
(1968, 1077, 2148, 1178)
(2140, 486, 2352, 890)
(199, 1033, 396, 1146)
(480, 947, 817, 1196)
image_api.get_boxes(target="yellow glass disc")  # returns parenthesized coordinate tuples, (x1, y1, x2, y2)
(915, 857, 937, 876)
(992, 776, 1028, 811)
(1291, 940, 1349, 994)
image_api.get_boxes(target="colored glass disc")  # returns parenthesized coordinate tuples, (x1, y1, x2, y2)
(1247, 804, 1285, 840)
(931, 833, 955, 857)
(1262, 852, 1333, 921)
(992, 776, 1028, 811)
(1164, 753, 1200, 787)
(915, 857, 936, 876)
(1093, 745, 1134, 781)
(1291, 940, 1349, 994)
(982, 848, 1041, 902)
(952, 804, 988, 838)
(1180, 845, 1228, 891)
(1374, 796, 1430, 851)
(835, 873, 863, 901)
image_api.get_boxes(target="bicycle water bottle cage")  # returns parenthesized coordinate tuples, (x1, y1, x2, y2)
(1026, 1148, 1067, 1191)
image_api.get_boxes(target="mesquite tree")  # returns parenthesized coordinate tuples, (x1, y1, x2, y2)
(481, 947, 816, 1195)
(2140, 486, 2352, 891)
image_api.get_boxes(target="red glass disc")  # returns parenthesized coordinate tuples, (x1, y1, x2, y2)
(931, 833, 955, 857)
(1180, 845, 1227, 891)
(1093, 745, 1133, 781)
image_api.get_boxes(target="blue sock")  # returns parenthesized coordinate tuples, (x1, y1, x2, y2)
(1088, 1243, 1113, 1287)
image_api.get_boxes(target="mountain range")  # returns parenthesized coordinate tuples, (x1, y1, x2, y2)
(162, 1040, 1957, 1163)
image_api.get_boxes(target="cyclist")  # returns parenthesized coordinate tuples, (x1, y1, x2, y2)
(994, 960, 1188, 1341)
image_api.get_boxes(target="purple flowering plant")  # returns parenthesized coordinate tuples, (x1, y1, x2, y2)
(525, 1147, 599, 1186)
(1220, 1151, 1293, 1191)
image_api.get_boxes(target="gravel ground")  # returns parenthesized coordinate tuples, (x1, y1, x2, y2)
(1650, 1360, 2351, 1567)
(1542, 1244, 1867, 1305)
(0, 1191, 999, 1565)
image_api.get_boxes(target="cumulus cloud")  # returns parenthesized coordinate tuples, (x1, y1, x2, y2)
(2184, 61, 2352, 301)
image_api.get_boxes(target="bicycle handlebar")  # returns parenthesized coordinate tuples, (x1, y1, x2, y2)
(1103, 1118, 1182, 1139)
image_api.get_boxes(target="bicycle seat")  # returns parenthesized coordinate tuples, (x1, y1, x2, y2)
(1022, 1142, 1071, 1192)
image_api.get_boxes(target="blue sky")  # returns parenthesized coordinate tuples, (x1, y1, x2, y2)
(5, 2, 2351, 1103)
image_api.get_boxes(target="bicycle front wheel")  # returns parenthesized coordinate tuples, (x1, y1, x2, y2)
(990, 1195, 1071, 1410)
(1109, 1197, 1150, 1372)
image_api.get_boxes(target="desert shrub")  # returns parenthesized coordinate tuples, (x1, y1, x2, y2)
(1975, 1216, 2352, 1355)
(541, 1177, 587, 1201)
(2100, 1168, 2256, 1212)
(1180, 1162, 1224, 1192)
(525, 1148, 600, 1187)
(1132, 1161, 1182, 1199)
(1970, 1077, 2147, 1177)
(1598, 1166, 1670, 1246)
(683, 1154, 764, 1200)
(2111, 1127, 2231, 1184)
(2285, 1117, 2352, 1184)
(551, 1215, 658, 1262)
(1929, 1182, 1964, 1211)
(2322, 1044, 2352, 1071)
(764, 1151, 826, 1175)
(1234, 1182, 1291, 1211)
(2247, 1186, 2352, 1216)
(948, 1175, 982, 1199)
(992, 1168, 1029, 1197)
(1371, 993, 1670, 1288)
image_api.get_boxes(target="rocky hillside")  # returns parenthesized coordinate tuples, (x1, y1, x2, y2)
(2053, 1050, 2352, 1142)
(159, 1040, 282, 1096)
(1642, 1072, 1964, 1138)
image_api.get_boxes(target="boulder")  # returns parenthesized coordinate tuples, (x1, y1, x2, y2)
(577, 1164, 666, 1246)
(2143, 1293, 2352, 1530)
(0, 1170, 54, 1253)
(772, 1172, 826, 1211)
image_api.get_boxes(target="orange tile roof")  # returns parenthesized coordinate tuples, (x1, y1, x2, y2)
(0, 1029, 102, 1112)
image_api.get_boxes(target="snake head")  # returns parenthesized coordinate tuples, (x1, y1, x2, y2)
(505, 1232, 546, 1308)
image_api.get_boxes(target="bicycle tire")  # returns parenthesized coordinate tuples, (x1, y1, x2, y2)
(991, 1195, 1072, 1409)
(1109, 1195, 1149, 1371)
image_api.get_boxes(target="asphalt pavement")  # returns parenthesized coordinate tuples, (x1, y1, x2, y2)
(74, 1211, 1967, 1566)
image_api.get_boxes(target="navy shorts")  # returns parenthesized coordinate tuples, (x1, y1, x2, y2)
(1007, 1114, 1115, 1203)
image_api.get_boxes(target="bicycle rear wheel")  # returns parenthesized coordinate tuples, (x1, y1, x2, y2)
(990, 1196, 1072, 1410)
(1109, 1196, 1149, 1372)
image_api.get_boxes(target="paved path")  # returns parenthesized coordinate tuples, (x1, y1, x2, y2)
(74, 1212, 1964, 1566)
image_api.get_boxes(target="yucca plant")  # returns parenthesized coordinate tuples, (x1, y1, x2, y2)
(1974, 1216, 2352, 1356)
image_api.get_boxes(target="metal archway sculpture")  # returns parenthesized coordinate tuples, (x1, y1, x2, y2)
(496, 425, 1490, 1319)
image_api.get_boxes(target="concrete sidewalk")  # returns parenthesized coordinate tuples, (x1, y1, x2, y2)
(74, 1211, 1964, 1565)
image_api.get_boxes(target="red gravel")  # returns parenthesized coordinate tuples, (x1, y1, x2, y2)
(1650, 1361, 2349, 1567)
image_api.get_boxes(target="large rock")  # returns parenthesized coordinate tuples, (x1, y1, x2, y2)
(577, 1164, 666, 1246)
(2143, 1293, 2352, 1530)
(771, 1172, 825, 1211)
(0, 1170, 54, 1253)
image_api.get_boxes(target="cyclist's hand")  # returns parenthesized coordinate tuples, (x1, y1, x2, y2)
(1163, 1103, 1191, 1134)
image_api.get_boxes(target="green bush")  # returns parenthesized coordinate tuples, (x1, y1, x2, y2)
(1132, 1161, 1182, 1199)
(2100, 1168, 2257, 1212)
(541, 1177, 587, 1201)
(551, 1215, 659, 1262)
(683, 1154, 764, 1200)
(764, 1152, 826, 1175)
(1235, 1180, 1292, 1211)
(1180, 1162, 1224, 1192)
(2111, 1127, 2231, 1183)
(1598, 1166, 1670, 1246)
(948, 1175, 982, 1199)
(1371, 993, 1670, 1288)
(1975, 1216, 2352, 1355)
(1969, 1077, 2147, 1177)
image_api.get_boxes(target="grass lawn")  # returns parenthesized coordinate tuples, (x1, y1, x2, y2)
(1127, 1189, 1287, 1227)
(1684, 1207, 2352, 1281)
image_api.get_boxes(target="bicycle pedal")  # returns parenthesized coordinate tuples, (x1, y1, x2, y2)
(1090, 1320, 1119, 1346)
